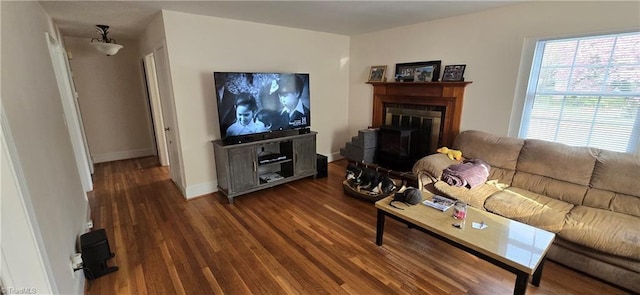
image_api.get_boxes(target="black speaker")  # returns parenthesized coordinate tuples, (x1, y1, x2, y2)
(80, 229, 119, 280)
(316, 154, 328, 178)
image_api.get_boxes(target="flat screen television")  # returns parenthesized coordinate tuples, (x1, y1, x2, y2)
(213, 72, 311, 143)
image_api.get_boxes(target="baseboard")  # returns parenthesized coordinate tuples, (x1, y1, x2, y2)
(185, 180, 218, 200)
(327, 152, 343, 162)
(92, 148, 155, 163)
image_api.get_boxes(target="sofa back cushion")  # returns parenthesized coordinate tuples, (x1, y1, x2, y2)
(584, 150, 640, 217)
(453, 130, 524, 184)
(513, 139, 598, 205)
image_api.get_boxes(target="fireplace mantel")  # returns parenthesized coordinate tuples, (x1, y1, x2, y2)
(368, 81, 472, 148)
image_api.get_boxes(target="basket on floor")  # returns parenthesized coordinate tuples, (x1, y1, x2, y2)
(342, 179, 404, 203)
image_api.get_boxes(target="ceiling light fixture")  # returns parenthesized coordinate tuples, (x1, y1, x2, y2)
(90, 25, 123, 56)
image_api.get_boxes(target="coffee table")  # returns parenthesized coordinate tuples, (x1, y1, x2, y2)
(375, 195, 555, 295)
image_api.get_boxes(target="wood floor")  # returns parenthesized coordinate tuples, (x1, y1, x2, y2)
(86, 157, 627, 295)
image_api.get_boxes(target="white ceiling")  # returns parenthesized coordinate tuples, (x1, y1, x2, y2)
(40, 1, 523, 40)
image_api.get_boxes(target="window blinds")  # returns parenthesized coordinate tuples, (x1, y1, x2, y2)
(520, 32, 640, 153)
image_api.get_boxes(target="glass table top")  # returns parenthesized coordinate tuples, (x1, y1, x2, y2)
(376, 195, 556, 273)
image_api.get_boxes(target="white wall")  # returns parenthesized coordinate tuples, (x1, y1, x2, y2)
(138, 12, 166, 55)
(349, 1, 640, 137)
(1, 1, 89, 293)
(161, 10, 350, 198)
(65, 37, 155, 163)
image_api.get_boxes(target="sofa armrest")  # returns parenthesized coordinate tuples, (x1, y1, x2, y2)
(412, 153, 460, 179)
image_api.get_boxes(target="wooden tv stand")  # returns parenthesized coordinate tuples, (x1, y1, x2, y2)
(212, 132, 317, 204)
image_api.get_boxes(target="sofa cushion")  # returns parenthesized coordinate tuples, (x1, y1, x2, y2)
(511, 172, 588, 206)
(484, 187, 574, 233)
(584, 189, 640, 219)
(583, 150, 640, 217)
(591, 150, 640, 196)
(434, 181, 503, 209)
(559, 206, 640, 260)
(452, 130, 524, 184)
(517, 139, 597, 185)
(514, 139, 597, 204)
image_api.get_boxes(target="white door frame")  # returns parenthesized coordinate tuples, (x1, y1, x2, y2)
(1, 107, 56, 294)
(143, 52, 169, 166)
(62, 48, 94, 174)
(153, 40, 185, 193)
(45, 32, 93, 192)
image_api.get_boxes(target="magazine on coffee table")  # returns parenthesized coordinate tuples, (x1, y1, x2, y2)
(422, 195, 455, 212)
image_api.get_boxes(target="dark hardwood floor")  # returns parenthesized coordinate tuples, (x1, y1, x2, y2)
(86, 156, 627, 294)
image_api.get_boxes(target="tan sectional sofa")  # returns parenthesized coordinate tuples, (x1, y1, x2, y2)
(412, 130, 639, 293)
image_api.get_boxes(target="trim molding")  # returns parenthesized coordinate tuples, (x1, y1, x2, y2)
(185, 180, 218, 200)
(92, 148, 155, 163)
(1, 107, 56, 293)
(328, 152, 343, 162)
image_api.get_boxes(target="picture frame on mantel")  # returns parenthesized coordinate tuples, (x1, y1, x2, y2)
(413, 65, 435, 82)
(394, 60, 441, 82)
(442, 64, 466, 82)
(368, 65, 387, 82)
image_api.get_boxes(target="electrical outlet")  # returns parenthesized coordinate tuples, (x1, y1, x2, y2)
(87, 220, 93, 229)
(70, 253, 83, 278)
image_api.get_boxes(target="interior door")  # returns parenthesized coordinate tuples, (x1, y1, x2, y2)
(143, 53, 169, 166)
(153, 42, 184, 191)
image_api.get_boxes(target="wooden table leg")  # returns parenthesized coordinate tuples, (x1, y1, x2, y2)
(531, 259, 545, 287)
(376, 209, 385, 246)
(514, 272, 529, 295)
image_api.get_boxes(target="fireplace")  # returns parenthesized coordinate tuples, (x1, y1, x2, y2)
(384, 107, 442, 154)
(368, 81, 472, 170)
(376, 107, 442, 171)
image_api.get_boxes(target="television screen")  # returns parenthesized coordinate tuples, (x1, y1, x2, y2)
(213, 72, 311, 142)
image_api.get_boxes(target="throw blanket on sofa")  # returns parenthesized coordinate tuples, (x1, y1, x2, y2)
(442, 159, 490, 189)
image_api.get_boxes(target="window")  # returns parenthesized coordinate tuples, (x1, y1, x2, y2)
(520, 32, 640, 153)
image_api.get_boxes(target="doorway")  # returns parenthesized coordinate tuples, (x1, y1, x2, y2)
(142, 41, 185, 193)
(142, 52, 169, 166)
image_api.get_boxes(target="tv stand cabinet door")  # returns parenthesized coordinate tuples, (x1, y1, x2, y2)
(228, 146, 257, 193)
(294, 134, 317, 176)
